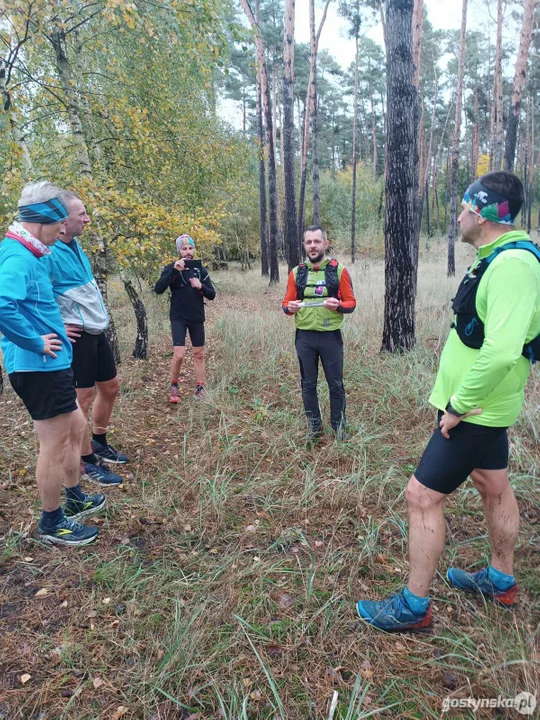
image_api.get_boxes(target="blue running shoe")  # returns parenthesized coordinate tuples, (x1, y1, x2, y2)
(37, 517, 98, 546)
(81, 460, 123, 487)
(447, 567, 518, 608)
(91, 440, 128, 464)
(64, 492, 106, 520)
(356, 591, 433, 633)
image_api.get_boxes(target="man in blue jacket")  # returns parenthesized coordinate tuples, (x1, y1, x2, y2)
(0, 181, 104, 545)
(45, 190, 127, 486)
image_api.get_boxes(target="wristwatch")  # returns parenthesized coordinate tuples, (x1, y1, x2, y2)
(445, 402, 465, 418)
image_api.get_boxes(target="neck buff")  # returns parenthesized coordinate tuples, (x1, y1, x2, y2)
(5, 221, 51, 257)
(175, 233, 195, 252)
(463, 180, 520, 226)
(18, 197, 68, 225)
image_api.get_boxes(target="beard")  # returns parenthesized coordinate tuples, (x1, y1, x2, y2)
(308, 251, 325, 264)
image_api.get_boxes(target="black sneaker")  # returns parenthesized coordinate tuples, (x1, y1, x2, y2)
(81, 460, 123, 486)
(37, 517, 98, 546)
(92, 440, 128, 464)
(64, 492, 106, 520)
(334, 425, 351, 442)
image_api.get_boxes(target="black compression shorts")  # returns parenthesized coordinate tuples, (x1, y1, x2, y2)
(414, 411, 509, 494)
(171, 320, 205, 347)
(9, 368, 78, 421)
(71, 331, 117, 388)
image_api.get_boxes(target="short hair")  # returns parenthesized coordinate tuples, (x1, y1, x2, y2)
(304, 225, 327, 241)
(59, 190, 81, 206)
(479, 171, 524, 219)
(18, 181, 62, 208)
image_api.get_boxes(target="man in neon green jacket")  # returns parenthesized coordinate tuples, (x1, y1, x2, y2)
(356, 171, 540, 632)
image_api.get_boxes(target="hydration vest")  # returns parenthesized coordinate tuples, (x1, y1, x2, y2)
(295, 259, 340, 300)
(451, 240, 540, 363)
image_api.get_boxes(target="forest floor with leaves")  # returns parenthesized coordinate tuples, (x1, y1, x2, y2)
(0, 246, 539, 720)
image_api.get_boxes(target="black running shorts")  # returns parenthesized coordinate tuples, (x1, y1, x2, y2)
(171, 320, 205, 347)
(414, 411, 509, 494)
(71, 331, 117, 388)
(9, 368, 78, 421)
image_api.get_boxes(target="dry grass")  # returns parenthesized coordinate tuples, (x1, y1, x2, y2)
(0, 238, 539, 720)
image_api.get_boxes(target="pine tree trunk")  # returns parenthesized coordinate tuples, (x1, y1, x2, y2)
(489, 0, 503, 170)
(504, 0, 535, 172)
(412, 0, 424, 86)
(370, 80, 378, 182)
(241, 0, 279, 283)
(310, 0, 321, 225)
(351, 31, 359, 264)
(121, 276, 148, 360)
(472, 85, 479, 179)
(255, 7, 269, 278)
(447, 0, 467, 278)
(297, 0, 329, 249)
(381, 0, 420, 353)
(283, 0, 299, 270)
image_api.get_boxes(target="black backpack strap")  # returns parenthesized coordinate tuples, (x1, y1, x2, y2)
(295, 263, 308, 300)
(325, 259, 340, 299)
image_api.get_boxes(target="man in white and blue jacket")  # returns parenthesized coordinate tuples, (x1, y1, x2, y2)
(0, 181, 104, 546)
(44, 190, 128, 486)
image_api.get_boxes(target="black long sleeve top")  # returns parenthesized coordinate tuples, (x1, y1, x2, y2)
(154, 263, 216, 323)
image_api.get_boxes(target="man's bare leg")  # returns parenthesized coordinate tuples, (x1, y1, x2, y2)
(171, 346, 185, 383)
(34, 412, 75, 510)
(405, 475, 447, 597)
(192, 346, 205, 387)
(92, 377, 119, 436)
(471, 468, 519, 576)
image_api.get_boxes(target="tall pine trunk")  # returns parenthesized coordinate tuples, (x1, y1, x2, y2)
(471, 85, 479, 179)
(283, 0, 299, 270)
(256, 2, 269, 277)
(504, 0, 535, 172)
(297, 0, 330, 249)
(309, 0, 321, 225)
(381, 0, 420, 353)
(489, 0, 503, 170)
(447, 0, 467, 277)
(351, 30, 359, 264)
(240, 0, 279, 283)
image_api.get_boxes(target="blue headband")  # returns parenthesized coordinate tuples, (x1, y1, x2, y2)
(19, 198, 68, 225)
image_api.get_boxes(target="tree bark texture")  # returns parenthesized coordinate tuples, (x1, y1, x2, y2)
(121, 276, 148, 360)
(309, 0, 321, 225)
(489, 0, 503, 170)
(382, 0, 420, 353)
(283, 0, 299, 270)
(412, 0, 424, 86)
(240, 0, 279, 283)
(471, 84, 479, 179)
(255, 3, 269, 277)
(503, 0, 535, 172)
(351, 30, 360, 264)
(297, 0, 329, 249)
(447, 0, 467, 278)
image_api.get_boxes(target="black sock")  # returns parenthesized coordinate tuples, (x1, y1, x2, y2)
(82, 453, 98, 464)
(41, 506, 64, 528)
(65, 483, 85, 503)
(92, 432, 107, 447)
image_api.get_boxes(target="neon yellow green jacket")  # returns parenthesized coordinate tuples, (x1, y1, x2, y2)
(430, 230, 540, 427)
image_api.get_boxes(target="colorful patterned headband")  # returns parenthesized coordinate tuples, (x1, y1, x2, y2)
(462, 180, 517, 226)
(176, 234, 195, 252)
(18, 198, 68, 225)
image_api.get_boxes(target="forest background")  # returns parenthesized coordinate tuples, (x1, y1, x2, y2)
(1, 1, 539, 718)
(1, 0, 539, 362)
